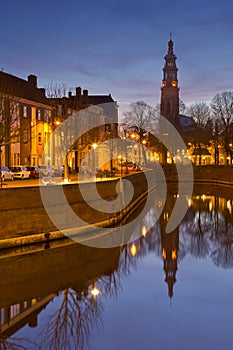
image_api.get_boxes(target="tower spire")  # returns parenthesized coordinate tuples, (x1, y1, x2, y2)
(160, 36, 180, 127)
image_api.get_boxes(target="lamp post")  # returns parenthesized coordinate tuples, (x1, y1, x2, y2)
(92, 143, 97, 180)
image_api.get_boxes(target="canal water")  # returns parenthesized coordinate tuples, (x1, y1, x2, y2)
(1, 184, 233, 350)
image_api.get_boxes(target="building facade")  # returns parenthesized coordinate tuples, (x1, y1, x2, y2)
(0, 72, 118, 172)
(0, 72, 53, 168)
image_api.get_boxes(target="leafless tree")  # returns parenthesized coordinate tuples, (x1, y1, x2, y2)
(179, 99, 187, 115)
(211, 91, 233, 164)
(0, 334, 37, 350)
(46, 82, 71, 98)
(123, 101, 159, 165)
(187, 102, 210, 128)
(185, 102, 212, 165)
(0, 94, 21, 183)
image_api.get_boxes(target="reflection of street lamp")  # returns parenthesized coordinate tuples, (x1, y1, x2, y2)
(92, 143, 97, 179)
(91, 286, 100, 297)
(130, 243, 137, 256)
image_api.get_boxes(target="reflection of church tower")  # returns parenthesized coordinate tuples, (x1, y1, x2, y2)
(161, 228, 179, 298)
(160, 194, 179, 298)
(160, 34, 180, 129)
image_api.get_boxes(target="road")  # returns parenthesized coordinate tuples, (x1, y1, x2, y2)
(0, 173, 121, 188)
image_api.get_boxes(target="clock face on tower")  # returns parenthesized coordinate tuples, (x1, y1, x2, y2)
(172, 80, 177, 87)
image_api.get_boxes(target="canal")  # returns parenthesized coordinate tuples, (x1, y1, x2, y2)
(1, 184, 233, 350)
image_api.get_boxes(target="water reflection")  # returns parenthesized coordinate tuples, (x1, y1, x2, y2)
(1, 184, 233, 349)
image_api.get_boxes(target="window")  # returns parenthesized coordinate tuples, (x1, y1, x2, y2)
(10, 101, 20, 118)
(38, 133, 42, 145)
(44, 109, 51, 122)
(57, 105, 62, 116)
(23, 106, 27, 118)
(23, 130, 28, 143)
(37, 109, 41, 120)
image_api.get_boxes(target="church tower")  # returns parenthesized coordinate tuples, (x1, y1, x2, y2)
(160, 34, 180, 128)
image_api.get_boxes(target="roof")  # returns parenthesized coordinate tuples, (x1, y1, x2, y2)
(0, 71, 49, 105)
(179, 114, 196, 131)
(88, 94, 115, 105)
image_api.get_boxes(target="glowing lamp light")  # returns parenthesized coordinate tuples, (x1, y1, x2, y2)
(172, 80, 177, 87)
(141, 226, 147, 237)
(172, 250, 177, 260)
(130, 243, 137, 256)
(162, 248, 166, 260)
(91, 287, 100, 297)
(209, 201, 213, 211)
(227, 200, 231, 211)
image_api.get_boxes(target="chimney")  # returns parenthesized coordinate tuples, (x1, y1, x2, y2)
(76, 86, 82, 96)
(68, 91, 72, 98)
(83, 89, 88, 97)
(39, 88, 46, 96)
(28, 74, 37, 87)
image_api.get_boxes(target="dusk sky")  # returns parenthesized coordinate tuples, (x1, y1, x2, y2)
(0, 0, 232, 113)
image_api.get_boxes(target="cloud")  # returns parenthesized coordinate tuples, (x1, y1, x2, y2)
(68, 62, 97, 77)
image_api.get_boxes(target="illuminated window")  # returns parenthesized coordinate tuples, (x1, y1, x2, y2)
(23, 130, 28, 143)
(44, 109, 51, 122)
(37, 109, 41, 120)
(172, 80, 177, 87)
(23, 106, 27, 118)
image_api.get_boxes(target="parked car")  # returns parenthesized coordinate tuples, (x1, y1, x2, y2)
(25, 166, 39, 178)
(1, 166, 14, 181)
(10, 166, 30, 180)
(38, 165, 54, 177)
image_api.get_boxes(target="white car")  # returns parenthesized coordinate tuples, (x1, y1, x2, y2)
(1, 166, 14, 181)
(10, 166, 30, 180)
(38, 165, 54, 177)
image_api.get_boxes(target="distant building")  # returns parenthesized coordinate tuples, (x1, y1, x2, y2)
(159, 37, 220, 165)
(160, 36, 180, 129)
(49, 86, 118, 171)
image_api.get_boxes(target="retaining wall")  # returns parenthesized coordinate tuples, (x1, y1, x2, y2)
(0, 172, 150, 241)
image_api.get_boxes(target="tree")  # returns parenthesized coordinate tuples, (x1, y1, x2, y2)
(211, 91, 233, 164)
(46, 83, 75, 182)
(186, 102, 212, 165)
(123, 101, 159, 165)
(0, 95, 21, 184)
(179, 99, 187, 115)
(187, 102, 210, 128)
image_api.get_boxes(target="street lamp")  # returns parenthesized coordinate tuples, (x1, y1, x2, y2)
(92, 143, 97, 179)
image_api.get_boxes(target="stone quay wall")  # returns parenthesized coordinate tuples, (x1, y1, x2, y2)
(0, 171, 150, 243)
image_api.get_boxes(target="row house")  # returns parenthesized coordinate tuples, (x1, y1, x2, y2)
(0, 72, 53, 167)
(0, 72, 118, 171)
(49, 87, 118, 172)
